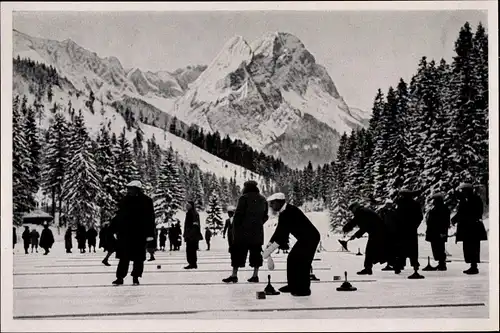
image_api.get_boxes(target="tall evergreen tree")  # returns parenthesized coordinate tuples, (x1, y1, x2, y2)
(24, 104, 42, 199)
(206, 192, 223, 233)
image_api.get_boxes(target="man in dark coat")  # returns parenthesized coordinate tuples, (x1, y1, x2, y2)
(86, 226, 98, 253)
(205, 227, 213, 251)
(174, 222, 182, 251)
(452, 183, 487, 275)
(110, 181, 155, 286)
(425, 193, 451, 271)
(378, 199, 398, 271)
(101, 222, 117, 266)
(22, 226, 31, 254)
(30, 228, 40, 253)
(394, 189, 425, 278)
(159, 226, 167, 251)
(64, 227, 73, 253)
(183, 201, 202, 269)
(76, 223, 87, 253)
(223, 180, 269, 283)
(343, 202, 387, 275)
(264, 193, 320, 297)
(168, 224, 176, 251)
(39, 224, 55, 255)
(222, 206, 235, 253)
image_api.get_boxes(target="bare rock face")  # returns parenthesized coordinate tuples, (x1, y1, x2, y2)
(173, 32, 369, 168)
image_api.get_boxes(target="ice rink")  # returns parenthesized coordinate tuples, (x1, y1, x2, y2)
(13, 230, 490, 320)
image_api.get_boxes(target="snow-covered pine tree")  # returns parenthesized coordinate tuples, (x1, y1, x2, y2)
(471, 22, 489, 189)
(12, 95, 33, 225)
(114, 128, 139, 196)
(328, 161, 350, 233)
(219, 177, 230, 209)
(24, 104, 42, 199)
(301, 161, 315, 202)
(94, 124, 120, 224)
(206, 192, 223, 233)
(41, 112, 69, 221)
(192, 167, 205, 210)
(63, 111, 101, 227)
(153, 159, 174, 225)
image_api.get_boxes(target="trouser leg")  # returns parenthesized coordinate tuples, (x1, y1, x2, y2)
(116, 259, 130, 279)
(248, 245, 263, 268)
(463, 240, 480, 265)
(131, 260, 144, 278)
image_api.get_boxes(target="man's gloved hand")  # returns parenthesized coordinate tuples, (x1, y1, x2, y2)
(146, 237, 154, 242)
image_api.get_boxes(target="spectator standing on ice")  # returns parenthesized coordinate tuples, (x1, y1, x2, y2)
(76, 223, 87, 253)
(86, 225, 98, 253)
(222, 206, 235, 253)
(30, 228, 40, 253)
(183, 201, 202, 269)
(22, 226, 31, 254)
(343, 202, 387, 275)
(13, 226, 17, 251)
(205, 227, 212, 251)
(110, 181, 155, 286)
(100, 222, 117, 266)
(425, 193, 451, 271)
(222, 180, 269, 283)
(39, 223, 55, 255)
(159, 226, 167, 251)
(64, 227, 73, 253)
(147, 229, 157, 262)
(394, 188, 425, 279)
(263, 193, 320, 297)
(452, 183, 487, 275)
(378, 199, 398, 271)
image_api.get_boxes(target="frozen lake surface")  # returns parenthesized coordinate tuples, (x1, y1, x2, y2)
(13, 228, 490, 320)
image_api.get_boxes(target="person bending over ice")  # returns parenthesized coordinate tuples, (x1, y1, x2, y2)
(263, 193, 320, 297)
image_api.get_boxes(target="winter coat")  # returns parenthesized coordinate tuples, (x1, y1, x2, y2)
(99, 225, 116, 252)
(22, 229, 31, 246)
(159, 228, 167, 246)
(30, 230, 40, 246)
(379, 206, 398, 236)
(270, 204, 320, 249)
(425, 204, 451, 242)
(394, 197, 423, 237)
(40, 228, 55, 249)
(205, 229, 212, 241)
(110, 192, 156, 261)
(65, 229, 73, 250)
(76, 225, 87, 248)
(183, 209, 202, 243)
(343, 206, 387, 265)
(452, 193, 487, 243)
(86, 227, 98, 246)
(232, 189, 269, 246)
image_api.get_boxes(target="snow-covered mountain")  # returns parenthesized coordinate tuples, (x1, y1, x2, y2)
(12, 60, 264, 188)
(13, 29, 206, 103)
(12, 29, 371, 169)
(172, 32, 371, 168)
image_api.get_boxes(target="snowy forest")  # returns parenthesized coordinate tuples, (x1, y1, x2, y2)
(12, 22, 488, 233)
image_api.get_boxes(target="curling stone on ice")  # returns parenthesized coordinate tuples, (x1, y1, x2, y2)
(310, 267, 320, 281)
(422, 256, 436, 271)
(264, 275, 280, 296)
(336, 271, 357, 291)
(356, 248, 363, 256)
(256, 291, 267, 299)
(408, 268, 425, 279)
(157, 265, 161, 269)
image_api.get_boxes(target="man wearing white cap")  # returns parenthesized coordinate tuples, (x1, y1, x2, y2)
(109, 180, 155, 286)
(452, 183, 487, 274)
(263, 193, 320, 297)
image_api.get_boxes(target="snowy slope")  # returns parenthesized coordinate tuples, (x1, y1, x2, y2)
(13, 70, 263, 188)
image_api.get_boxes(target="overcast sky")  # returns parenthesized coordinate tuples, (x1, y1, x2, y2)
(13, 10, 486, 110)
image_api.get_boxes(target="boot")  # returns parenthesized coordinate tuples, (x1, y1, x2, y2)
(436, 261, 447, 271)
(132, 277, 140, 286)
(291, 290, 311, 297)
(408, 268, 425, 279)
(279, 285, 291, 293)
(184, 265, 197, 269)
(222, 276, 238, 283)
(247, 276, 259, 283)
(381, 264, 394, 271)
(356, 268, 372, 275)
(102, 259, 111, 266)
(463, 265, 479, 275)
(112, 278, 124, 286)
